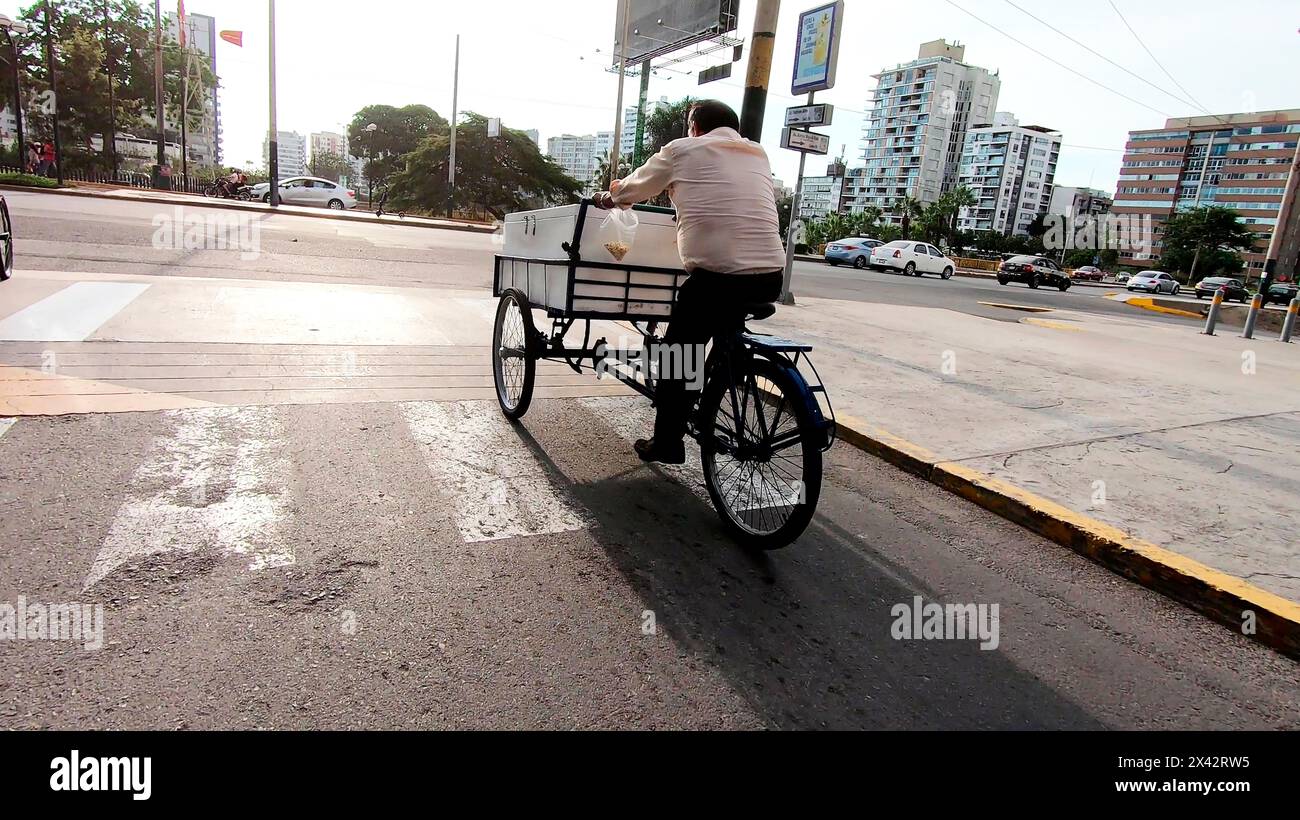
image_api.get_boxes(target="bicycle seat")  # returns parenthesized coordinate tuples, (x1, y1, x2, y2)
(741, 302, 777, 321)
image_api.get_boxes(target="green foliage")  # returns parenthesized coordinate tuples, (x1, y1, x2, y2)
(1158, 206, 1255, 276)
(308, 150, 353, 184)
(645, 97, 696, 156)
(388, 112, 580, 219)
(0, 171, 59, 188)
(11, 1, 217, 173)
(592, 153, 631, 192)
(347, 104, 449, 188)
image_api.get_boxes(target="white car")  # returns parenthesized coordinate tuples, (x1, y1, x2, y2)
(250, 176, 358, 210)
(1126, 270, 1181, 295)
(870, 240, 956, 279)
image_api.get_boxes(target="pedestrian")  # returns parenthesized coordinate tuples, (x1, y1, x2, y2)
(26, 142, 40, 174)
(40, 141, 56, 177)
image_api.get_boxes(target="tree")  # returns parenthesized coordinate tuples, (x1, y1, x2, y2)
(891, 196, 924, 240)
(592, 153, 631, 192)
(9, 0, 217, 173)
(308, 150, 353, 184)
(940, 186, 977, 239)
(347, 104, 448, 189)
(388, 113, 580, 219)
(1159, 206, 1255, 281)
(645, 97, 696, 156)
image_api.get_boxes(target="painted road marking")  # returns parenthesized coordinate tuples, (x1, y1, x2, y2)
(977, 302, 1054, 313)
(83, 406, 292, 589)
(402, 400, 587, 543)
(0, 418, 14, 438)
(1023, 318, 1085, 332)
(0, 282, 150, 341)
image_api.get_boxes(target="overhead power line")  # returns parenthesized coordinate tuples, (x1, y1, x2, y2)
(941, 0, 1173, 119)
(1000, 0, 1202, 113)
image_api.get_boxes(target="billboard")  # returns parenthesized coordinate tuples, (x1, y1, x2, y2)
(791, 1, 844, 95)
(614, 0, 740, 65)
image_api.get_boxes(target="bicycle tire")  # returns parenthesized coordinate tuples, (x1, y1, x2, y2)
(492, 289, 537, 419)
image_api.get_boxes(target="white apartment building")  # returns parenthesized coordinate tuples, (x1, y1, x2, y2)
(310, 131, 348, 159)
(547, 132, 614, 193)
(263, 130, 308, 177)
(621, 96, 670, 158)
(956, 113, 1061, 237)
(799, 161, 848, 221)
(847, 39, 1001, 219)
(1049, 185, 1113, 218)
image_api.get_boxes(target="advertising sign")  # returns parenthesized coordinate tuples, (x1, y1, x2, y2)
(791, 1, 844, 95)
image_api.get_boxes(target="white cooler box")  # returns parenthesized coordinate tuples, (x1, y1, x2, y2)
(497, 203, 688, 319)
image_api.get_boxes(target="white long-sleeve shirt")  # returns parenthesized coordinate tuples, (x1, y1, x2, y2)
(610, 127, 787, 275)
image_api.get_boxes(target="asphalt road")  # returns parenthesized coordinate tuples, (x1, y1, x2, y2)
(2, 190, 1297, 729)
(8, 190, 1214, 326)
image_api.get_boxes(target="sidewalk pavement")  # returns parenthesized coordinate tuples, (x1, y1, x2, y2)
(762, 295, 1300, 609)
(0, 183, 498, 234)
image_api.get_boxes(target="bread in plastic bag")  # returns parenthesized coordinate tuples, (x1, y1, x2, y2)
(597, 207, 639, 262)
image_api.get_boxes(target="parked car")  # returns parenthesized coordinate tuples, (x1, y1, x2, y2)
(1071, 265, 1104, 281)
(1115, 272, 1133, 285)
(1127, 270, 1181, 295)
(250, 176, 358, 210)
(997, 255, 1071, 291)
(869, 240, 956, 279)
(825, 237, 884, 269)
(1193, 276, 1249, 302)
(1265, 282, 1298, 306)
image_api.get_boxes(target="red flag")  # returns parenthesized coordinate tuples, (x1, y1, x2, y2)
(220, 30, 243, 47)
(177, 1, 186, 46)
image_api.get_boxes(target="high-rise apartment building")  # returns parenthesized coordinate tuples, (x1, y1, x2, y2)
(621, 97, 670, 158)
(956, 112, 1061, 237)
(847, 39, 1000, 219)
(799, 161, 849, 221)
(546, 132, 614, 193)
(263, 131, 308, 177)
(310, 131, 348, 160)
(1049, 186, 1113, 219)
(1112, 109, 1300, 272)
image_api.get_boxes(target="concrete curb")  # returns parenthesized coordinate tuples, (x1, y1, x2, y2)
(834, 411, 1300, 660)
(0, 183, 499, 235)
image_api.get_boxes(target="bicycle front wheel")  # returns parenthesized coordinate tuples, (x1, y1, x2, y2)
(699, 357, 823, 550)
(491, 288, 536, 419)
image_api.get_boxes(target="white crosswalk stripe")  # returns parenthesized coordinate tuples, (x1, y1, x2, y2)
(83, 406, 293, 590)
(0, 282, 150, 341)
(402, 400, 588, 543)
(0, 418, 14, 439)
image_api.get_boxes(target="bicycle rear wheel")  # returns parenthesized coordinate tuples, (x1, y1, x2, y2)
(491, 289, 536, 419)
(699, 356, 822, 550)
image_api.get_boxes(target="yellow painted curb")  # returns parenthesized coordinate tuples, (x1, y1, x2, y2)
(1125, 297, 1203, 319)
(1023, 318, 1084, 332)
(833, 417, 1300, 660)
(978, 302, 1055, 313)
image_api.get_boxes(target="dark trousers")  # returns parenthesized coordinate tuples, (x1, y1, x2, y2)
(654, 268, 783, 444)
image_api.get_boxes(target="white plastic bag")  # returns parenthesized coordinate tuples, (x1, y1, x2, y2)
(597, 207, 639, 262)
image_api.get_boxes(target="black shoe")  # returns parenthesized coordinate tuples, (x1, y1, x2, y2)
(634, 438, 686, 465)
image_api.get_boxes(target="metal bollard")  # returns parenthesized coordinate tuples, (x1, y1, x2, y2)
(1203, 290, 1224, 335)
(1241, 292, 1264, 339)
(1281, 297, 1299, 343)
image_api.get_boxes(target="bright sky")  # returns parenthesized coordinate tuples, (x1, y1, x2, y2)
(15, 0, 1300, 191)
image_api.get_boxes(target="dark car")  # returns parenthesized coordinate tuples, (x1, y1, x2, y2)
(1265, 282, 1298, 305)
(1071, 265, 1104, 281)
(997, 255, 1071, 291)
(1194, 277, 1251, 302)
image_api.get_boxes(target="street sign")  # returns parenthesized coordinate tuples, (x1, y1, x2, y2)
(785, 103, 834, 127)
(791, 0, 844, 95)
(698, 62, 733, 85)
(781, 127, 830, 155)
(487, 118, 501, 138)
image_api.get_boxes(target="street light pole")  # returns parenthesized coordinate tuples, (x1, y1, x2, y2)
(267, 0, 279, 206)
(152, 0, 164, 186)
(364, 122, 377, 204)
(103, 0, 116, 177)
(447, 33, 459, 218)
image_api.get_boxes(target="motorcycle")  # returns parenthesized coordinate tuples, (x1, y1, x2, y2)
(203, 178, 253, 201)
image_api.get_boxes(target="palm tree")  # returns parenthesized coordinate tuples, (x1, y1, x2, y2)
(591, 154, 631, 192)
(891, 196, 925, 240)
(943, 186, 977, 239)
